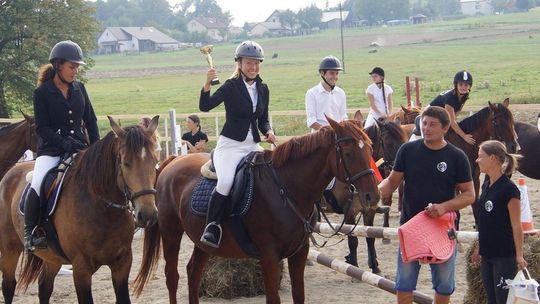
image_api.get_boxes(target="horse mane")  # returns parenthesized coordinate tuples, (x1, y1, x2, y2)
(73, 125, 154, 196)
(458, 106, 491, 133)
(383, 120, 408, 143)
(0, 120, 23, 134)
(272, 120, 370, 168)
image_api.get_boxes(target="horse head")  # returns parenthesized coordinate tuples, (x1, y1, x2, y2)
(109, 115, 159, 227)
(374, 118, 407, 172)
(400, 105, 421, 124)
(488, 98, 518, 153)
(21, 112, 38, 152)
(327, 117, 380, 212)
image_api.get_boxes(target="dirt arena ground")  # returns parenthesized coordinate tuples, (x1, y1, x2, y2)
(5, 110, 540, 304)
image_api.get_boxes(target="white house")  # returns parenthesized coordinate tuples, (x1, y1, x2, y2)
(250, 22, 288, 37)
(187, 17, 228, 42)
(97, 27, 179, 53)
(461, 0, 494, 16)
(321, 11, 361, 29)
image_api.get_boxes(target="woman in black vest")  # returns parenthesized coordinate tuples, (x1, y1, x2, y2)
(472, 140, 527, 303)
(198, 41, 275, 248)
(23, 40, 100, 252)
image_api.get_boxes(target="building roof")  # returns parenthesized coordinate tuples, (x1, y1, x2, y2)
(104, 27, 178, 43)
(265, 9, 287, 22)
(191, 17, 228, 30)
(321, 11, 349, 23)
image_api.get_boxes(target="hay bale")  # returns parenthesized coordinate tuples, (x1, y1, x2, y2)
(464, 235, 540, 304)
(199, 257, 284, 299)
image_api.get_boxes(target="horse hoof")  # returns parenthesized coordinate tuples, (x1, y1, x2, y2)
(372, 268, 382, 275)
(376, 206, 390, 214)
(382, 238, 391, 245)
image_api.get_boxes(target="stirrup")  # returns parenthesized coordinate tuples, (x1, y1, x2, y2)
(200, 222, 222, 248)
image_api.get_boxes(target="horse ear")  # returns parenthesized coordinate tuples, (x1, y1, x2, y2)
(146, 115, 160, 134)
(22, 112, 34, 123)
(488, 101, 496, 111)
(326, 115, 341, 131)
(353, 110, 364, 126)
(401, 105, 409, 113)
(375, 117, 384, 128)
(502, 98, 510, 107)
(108, 116, 126, 138)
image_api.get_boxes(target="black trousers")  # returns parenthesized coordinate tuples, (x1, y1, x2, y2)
(480, 255, 517, 304)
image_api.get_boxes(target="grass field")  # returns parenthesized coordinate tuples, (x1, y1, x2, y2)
(77, 9, 540, 137)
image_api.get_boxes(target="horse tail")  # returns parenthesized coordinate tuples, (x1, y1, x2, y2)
(132, 220, 161, 297)
(17, 253, 44, 292)
(157, 155, 177, 177)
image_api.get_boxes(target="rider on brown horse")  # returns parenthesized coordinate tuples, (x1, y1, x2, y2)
(23, 40, 100, 252)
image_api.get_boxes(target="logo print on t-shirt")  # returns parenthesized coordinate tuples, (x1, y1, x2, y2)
(437, 162, 447, 172)
(484, 200, 493, 212)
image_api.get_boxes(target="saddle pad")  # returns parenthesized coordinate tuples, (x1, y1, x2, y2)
(398, 211, 456, 264)
(190, 176, 254, 217)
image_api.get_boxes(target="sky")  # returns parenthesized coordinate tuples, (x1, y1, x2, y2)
(167, 0, 342, 27)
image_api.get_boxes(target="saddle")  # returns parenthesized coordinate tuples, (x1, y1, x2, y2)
(398, 211, 457, 264)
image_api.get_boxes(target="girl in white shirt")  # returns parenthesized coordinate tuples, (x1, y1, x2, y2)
(365, 67, 393, 128)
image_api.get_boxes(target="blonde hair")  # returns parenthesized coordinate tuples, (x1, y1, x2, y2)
(479, 140, 520, 175)
(230, 64, 241, 80)
(37, 64, 56, 87)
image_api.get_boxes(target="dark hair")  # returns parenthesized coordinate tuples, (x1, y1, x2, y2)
(37, 63, 58, 87)
(479, 140, 519, 175)
(188, 114, 201, 131)
(421, 106, 450, 127)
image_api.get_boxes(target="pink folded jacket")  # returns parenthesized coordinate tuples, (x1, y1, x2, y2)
(398, 211, 457, 264)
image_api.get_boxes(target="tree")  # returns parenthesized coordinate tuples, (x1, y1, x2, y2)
(0, 0, 101, 118)
(297, 4, 322, 29)
(516, 0, 535, 10)
(279, 9, 297, 35)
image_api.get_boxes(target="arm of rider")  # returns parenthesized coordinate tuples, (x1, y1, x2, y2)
(309, 122, 323, 131)
(203, 68, 217, 93)
(194, 140, 207, 152)
(265, 129, 276, 144)
(378, 170, 404, 199)
(425, 180, 475, 217)
(445, 104, 475, 145)
(508, 197, 528, 270)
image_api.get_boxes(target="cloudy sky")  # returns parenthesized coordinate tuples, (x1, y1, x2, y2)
(167, 0, 342, 26)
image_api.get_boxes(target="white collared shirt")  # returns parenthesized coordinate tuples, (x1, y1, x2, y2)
(244, 80, 258, 113)
(305, 82, 347, 129)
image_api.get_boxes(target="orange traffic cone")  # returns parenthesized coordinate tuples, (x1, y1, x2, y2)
(517, 178, 539, 235)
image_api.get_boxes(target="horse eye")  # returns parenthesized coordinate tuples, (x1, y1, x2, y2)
(123, 162, 131, 168)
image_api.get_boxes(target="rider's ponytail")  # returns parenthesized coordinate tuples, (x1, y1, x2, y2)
(37, 64, 56, 87)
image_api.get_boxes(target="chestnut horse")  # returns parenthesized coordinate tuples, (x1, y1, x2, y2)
(0, 114, 37, 179)
(387, 105, 421, 125)
(0, 116, 159, 304)
(133, 118, 380, 303)
(320, 118, 407, 273)
(514, 121, 540, 180)
(446, 100, 518, 198)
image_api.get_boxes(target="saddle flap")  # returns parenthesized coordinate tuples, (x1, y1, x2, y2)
(398, 211, 456, 264)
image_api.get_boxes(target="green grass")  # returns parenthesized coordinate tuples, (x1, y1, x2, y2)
(79, 10, 540, 136)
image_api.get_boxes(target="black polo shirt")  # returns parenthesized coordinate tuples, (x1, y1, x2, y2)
(475, 175, 520, 258)
(430, 89, 467, 113)
(181, 130, 208, 147)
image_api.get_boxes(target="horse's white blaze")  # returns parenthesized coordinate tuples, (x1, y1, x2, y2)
(358, 140, 365, 149)
(140, 148, 146, 160)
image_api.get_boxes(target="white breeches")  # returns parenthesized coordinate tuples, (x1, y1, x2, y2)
(30, 155, 61, 196)
(213, 131, 263, 196)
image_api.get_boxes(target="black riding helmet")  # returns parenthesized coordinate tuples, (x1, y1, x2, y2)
(49, 40, 85, 65)
(318, 56, 342, 72)
(234, 41, 264, 62)
(453, 71, 473, 86)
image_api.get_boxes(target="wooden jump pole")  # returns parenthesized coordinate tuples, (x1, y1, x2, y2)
(405, 76, 411, 108)
(308, 249, 433, 304)
(314, 222, 478, 243)
(415, 77, 422, 108)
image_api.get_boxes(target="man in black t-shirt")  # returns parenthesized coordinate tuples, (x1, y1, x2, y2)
(379, 106, 475, 304)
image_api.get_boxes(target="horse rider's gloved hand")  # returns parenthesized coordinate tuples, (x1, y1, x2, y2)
(62, 138, 87, 153)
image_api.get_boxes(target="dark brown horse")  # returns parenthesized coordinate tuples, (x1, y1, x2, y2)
(446, 100, 518, 198)
(133, 118, 380, 303)
(0, 116, 160, 304)
(320, 118, 407, 273)
(514, 121, 540, 180)
(0, 114, 37, 179)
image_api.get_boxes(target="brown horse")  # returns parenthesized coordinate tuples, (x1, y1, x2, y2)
(133, 118, 380, 303)
(320, 118, 407, 273)
(514, 121, 540, 180)
(387, 105, 421, 125)
(0, 114, 37, 179)
(0, 116, 159, 303)
(446, 100, 518, 198)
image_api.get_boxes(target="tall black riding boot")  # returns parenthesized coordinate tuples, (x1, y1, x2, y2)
(200, 190, 228, 248)
(23, 188, 47, 252)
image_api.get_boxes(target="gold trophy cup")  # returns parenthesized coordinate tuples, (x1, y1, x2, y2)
(200, 45, 220, 85)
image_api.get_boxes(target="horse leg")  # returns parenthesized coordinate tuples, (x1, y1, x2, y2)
(287, 244, 309, 303)
(259, 254, 282, 304)
(109, 252, 132, 304)
(72, 263, 96, 304)
(0, 249, 21, 304)
(162, 229, 183, 304)
(38, 262, 61, 304)
(381, 195, 392, 244)
(344, 215, 359, 267)
(186, 246, 210, 304)
(364, 212, 381, 274)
